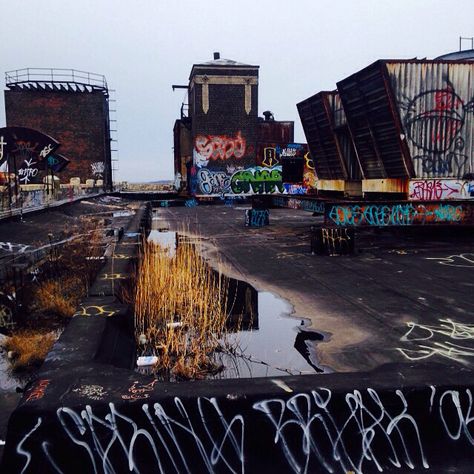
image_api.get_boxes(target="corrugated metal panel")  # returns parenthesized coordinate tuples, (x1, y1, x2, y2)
(386, 61, 474, 179)
(337, 61, 411, 179)
(297, 92, 348, 180)
(327, 92, 362, 180)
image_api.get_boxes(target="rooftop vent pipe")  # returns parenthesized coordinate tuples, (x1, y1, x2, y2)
(263, 110, 275, 121)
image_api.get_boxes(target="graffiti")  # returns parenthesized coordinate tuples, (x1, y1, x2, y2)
(304, 151, 315, 171)
(195, 132, 246, 162)
(273, 197, 325, 214)
(328, 203, 463, 227)
(121, 379, 158, 401)
(26, 379, 50, 402)
(409, 179, 474, 200)
(197, 168, 231, 195)
(322, 228, 351, 253)
(254, 389, 429, 473)
(185, 198, 198, 208)
(18, 158, 39, 184)
(90, 161, 105, 178)
(283, 184, 307, 195)
(0, 242, 30, 254)
(101, 273, 126, 280)
(39, 144, 54, 158)
(0, 304, 15, 330)
(74, 305, 118, 318)
(17, 398, 244, 473)
(72, 385, 107, 401)
(403, 87, 474, 178)
(231, 166, 284, 194)
(426, 253, 474, 268)
(22, 189, 44, 209)
(397, 318, 474, 365)
(245, 209, 269, 227)
(262, 147, 279, 167)
(11, 386, 474, 473)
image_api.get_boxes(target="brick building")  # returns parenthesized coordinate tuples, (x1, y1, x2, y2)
(173, 54, 311, 196)
(4, 69, 113, 188)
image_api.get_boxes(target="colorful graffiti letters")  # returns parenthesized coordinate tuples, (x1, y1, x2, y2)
(245, 209, 269, 227)
(26, 379, 50, 402)
(328, 203, 463, 227)
(409, 179, 474, 200)
(195, 132, 246, 161)
(231, 166, 283, 194)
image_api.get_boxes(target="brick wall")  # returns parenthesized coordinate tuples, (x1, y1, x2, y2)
(4, 89, 111, 186)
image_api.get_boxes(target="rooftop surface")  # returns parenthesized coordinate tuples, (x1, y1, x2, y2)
(159, 204, 474, 374)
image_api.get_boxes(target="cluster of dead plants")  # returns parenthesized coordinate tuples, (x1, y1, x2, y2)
(2, 218, 108, 372)
(134, 237, 231, 380)
(2, 329, 57, 371)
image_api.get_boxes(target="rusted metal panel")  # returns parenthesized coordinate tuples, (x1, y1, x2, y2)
(385, 61, 474, 179)
(297, 92, 348, 180)
(257, 121, 294, 143)
(325, 200, 474, 226)
(362, 178, 408, 194)
(337, 61, 411, 179)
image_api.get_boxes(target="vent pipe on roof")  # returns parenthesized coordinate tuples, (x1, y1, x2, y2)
(213, 52, 220, 60)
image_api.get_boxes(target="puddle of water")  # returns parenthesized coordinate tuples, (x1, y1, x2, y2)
(216, 292, 329, 378)
(143, 224, 330, 379)
(148, 229, 177, 257)
(113, 210, 134, 218)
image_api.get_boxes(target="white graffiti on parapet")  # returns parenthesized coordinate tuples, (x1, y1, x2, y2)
(18, 398, 244, 474)
(91, 162, 105, 178)
(398, 318, 474, 364)
(13, 387, 474, 473)
(0, 242, 30, 254)
(253, 389, 428, 474)
(426, 253, 474, 268)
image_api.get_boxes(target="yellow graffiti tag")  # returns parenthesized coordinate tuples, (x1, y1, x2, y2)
(74, 305, 118, 318)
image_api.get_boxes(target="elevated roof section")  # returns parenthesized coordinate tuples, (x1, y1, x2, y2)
(5, 68, 109, 95)
(189, 57, 259, 80)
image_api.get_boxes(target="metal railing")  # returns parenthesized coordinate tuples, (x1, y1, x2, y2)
(5, 68, 108, 90)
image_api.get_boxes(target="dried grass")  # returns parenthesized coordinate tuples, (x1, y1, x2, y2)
(134, 237, 229, 380)
(32, 276, 82, 318)
(2, 329, 56, 371)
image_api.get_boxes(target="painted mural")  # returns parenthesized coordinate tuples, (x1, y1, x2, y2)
(387, 63, 474, 179)
(192, 136, 315, 196)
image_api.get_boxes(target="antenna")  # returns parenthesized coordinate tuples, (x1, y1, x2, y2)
(459, 36, 474, 51)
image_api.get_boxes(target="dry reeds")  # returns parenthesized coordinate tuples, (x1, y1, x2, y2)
(134, 237, 229, 380)
(2, 330, 56, 371)
(31, 276, 82, 318)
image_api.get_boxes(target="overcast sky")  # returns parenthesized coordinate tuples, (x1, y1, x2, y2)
(0, 0, 472, 182)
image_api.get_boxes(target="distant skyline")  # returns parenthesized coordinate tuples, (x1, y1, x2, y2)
(0, 0, 472, 182)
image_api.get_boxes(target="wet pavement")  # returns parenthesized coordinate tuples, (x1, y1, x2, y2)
(158, 204, 474, 374)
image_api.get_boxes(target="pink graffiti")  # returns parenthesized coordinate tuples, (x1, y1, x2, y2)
(195, 132, 246, 161)
(409, 180, 460, 201)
